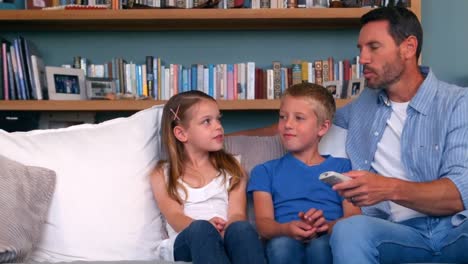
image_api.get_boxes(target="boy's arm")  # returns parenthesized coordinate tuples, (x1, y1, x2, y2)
(253, 191, 316, 240)
(150, 167, 193, 233)
(327, 200, 361, 233)
(226, 173, 248, 227)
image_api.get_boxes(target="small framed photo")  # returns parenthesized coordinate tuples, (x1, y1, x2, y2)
(323, 80, 343, 99)
(86, 77, 116, 99)
(46, 66, 87, 100)
(347, 78, 365, 98)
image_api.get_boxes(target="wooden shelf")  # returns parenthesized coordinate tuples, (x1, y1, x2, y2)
(0, 98, 351, 111)
(1, 8, 378, 31)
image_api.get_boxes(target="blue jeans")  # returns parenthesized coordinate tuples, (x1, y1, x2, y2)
(173, 220, 265, 264)
(330, 215, 468, 264)
(266, 234, 332, 264)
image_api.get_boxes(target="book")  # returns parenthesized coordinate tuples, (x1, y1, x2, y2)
(145, 56, 153, 98)
(31, 55, 48, 100)
(0, 38, 9, 100)
(272, 61, 281, 99)
(291, 60, 302, 85)
(314, 60, 323, 85)
(21, 37, 41, 100)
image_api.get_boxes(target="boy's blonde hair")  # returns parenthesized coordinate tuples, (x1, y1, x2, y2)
(281, 82, 336, 124)
(157, 90, 243, 204)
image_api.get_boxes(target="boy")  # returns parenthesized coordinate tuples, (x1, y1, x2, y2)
(247, 83, 360, 264)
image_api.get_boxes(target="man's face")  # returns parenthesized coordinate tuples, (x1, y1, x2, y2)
(358, 20, 406, 89)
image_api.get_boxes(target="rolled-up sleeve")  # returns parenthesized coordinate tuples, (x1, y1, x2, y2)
(441, 92, 468, 214)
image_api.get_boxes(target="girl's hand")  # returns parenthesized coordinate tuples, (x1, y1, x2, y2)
(209, 217, 227, 233)
(283, 221, 317, 241)
(298, 209, 329, 234)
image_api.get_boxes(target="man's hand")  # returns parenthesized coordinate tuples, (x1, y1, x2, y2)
(298, 209, 329, 234)
(333, 170, 397, 207)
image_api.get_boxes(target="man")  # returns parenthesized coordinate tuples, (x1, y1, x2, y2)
(330, 6, 468, 263)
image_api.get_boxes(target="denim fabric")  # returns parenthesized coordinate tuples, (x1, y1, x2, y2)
(173, 220, 265, 264)
(330, 215, 468, 263)
(265, 234, 332, 264)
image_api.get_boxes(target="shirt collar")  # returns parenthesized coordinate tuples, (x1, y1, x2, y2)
(375, 66, 436, 115)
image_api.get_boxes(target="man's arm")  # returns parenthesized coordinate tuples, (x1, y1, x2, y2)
(334, 171, 464, 216)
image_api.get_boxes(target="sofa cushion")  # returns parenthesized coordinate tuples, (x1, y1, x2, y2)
(224, 125, 348, 176)
(0, 106, 165, 262)
(0, 155, 55, 263)
(224, 125, 347, 225)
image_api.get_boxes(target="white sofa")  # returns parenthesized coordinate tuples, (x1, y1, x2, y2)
(0, 106, 347, 264)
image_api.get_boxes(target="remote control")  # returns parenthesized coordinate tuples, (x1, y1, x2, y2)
(319, 171, 351, 186)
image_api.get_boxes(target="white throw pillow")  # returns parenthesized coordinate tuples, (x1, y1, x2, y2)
(319, 125, 348, 158)
(0, 106, 164, 262)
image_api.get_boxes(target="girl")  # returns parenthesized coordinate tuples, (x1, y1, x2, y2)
(152, 90, 265, 264)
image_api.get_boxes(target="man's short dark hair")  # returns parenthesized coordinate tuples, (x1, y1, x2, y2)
(361, 7, 423, 60)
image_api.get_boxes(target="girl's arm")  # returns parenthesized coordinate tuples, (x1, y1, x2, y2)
(151, 168, 193, 233)
(226, 173, 248, 227)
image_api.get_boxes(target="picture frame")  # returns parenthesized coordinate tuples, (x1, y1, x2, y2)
(323, 80, 343, 99)
(347, 78, 365, 98)
(46, 66, 87, 100)
(86, 77, 116, 99)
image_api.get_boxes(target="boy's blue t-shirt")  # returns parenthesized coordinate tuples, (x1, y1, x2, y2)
(247, 153, 351, 223)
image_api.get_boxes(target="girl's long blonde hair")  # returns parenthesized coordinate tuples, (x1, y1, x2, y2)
(157, 90, 243, 204)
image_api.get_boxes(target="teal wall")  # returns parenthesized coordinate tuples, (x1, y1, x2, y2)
(2, 0, 467, 132)
(421, 0, 468, 87)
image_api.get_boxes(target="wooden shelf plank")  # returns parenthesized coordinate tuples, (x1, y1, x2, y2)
(0, 8, 370, 31)
(0, 99, 351, 111)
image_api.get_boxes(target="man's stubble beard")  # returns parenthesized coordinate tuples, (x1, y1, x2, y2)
(365, 56, 405, 91)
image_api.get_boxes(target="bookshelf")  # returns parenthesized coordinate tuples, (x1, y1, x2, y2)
(0, 99, 352, 111)
(0, 6, 420, 31)
(0, 2, 420, 112)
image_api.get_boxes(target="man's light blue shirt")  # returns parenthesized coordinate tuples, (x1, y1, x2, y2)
(334, 67, 468, 226)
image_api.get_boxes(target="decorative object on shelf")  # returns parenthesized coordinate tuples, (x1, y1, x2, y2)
(329, 0, 344, 8)
(341, 0, 361, 7)
(347, 78, 365, 98)
(45, 66, 87, 100)
(323, 80, 343, 99)
(85, 77, 116, 100)
(26, 0, 52, 9)
(313, 0, 329, 7)
(395, 0, 409, 7)
(361, 0, 381, 7)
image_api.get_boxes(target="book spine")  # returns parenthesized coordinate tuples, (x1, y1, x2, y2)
(272, 61, 281, 99)
(1, 41, 8, 100)
(7, 52, 17, 100)
(226, 64, 234, 100)
(266, 69, 275, 100)
(301, 60, 308, 83)
(322, 59, 330, 83)
(246, 62, 255, 100)
(291, 60, 302, 85)
(314, 60, 323, 85)
(146, 56, 154, 98)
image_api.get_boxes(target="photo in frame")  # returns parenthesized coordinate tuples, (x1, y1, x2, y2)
(323, 80, 343, 99)
(347, 78, 365, 98)
(46, 66, 87, 100)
